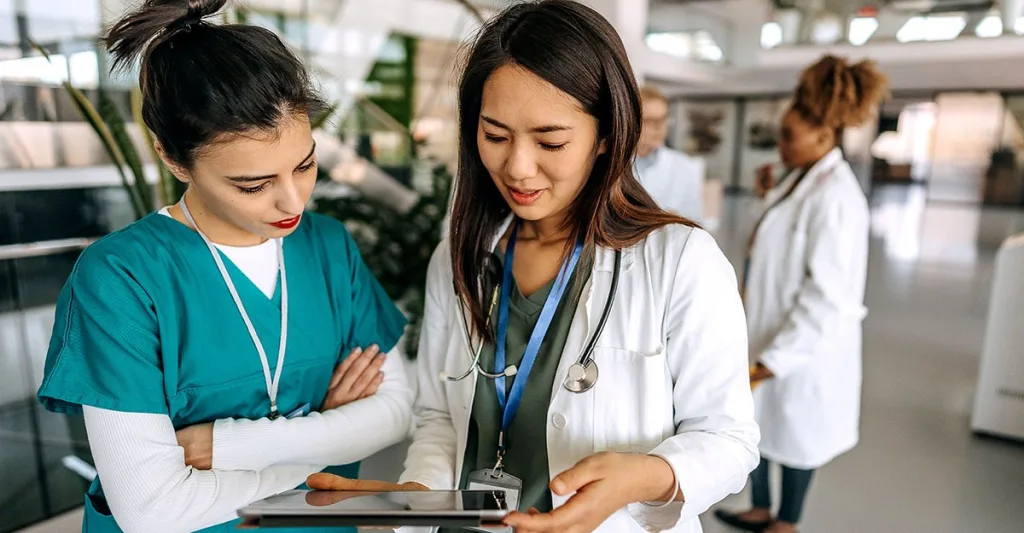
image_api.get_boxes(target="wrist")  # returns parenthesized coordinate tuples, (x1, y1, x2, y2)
(635, 454, 678, 503)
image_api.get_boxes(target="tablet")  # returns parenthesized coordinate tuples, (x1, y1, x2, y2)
(237, 489, 510, 528)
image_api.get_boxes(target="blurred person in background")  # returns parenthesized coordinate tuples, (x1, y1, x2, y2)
(308, 1, 759, 532)
(634, 85, 705, 223)
(715, 55, 888, 533)
(35, 1, 412, 531)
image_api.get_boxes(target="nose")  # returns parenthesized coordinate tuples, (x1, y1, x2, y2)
(275, 176, 305, 216)
(504, 139, 538, 181)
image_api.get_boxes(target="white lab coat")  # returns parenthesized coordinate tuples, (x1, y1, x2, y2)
(399, 219, 759, 532)
(634, 148, 705, 223)
(745, 148, 870, 470)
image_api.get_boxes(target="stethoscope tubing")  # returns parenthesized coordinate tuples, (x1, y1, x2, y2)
(445, 249, 622, 393)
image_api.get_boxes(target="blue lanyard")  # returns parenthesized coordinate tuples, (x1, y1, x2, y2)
(494, 222, 583, 450)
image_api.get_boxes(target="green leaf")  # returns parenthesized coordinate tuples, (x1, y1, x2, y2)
(100, 88, 152, 214)
(62, 82, 146, 219)
(27, 38, 53, 63)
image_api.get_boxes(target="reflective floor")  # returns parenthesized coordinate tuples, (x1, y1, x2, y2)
(11, 185, 1024, 533)
(704, 185, 1024, 533)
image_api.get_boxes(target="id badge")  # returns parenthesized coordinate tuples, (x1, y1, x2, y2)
(285, 403, 310, 419)
(463, 469, 521, 533)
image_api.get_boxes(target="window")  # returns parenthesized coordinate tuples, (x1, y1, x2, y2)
(896, 14, 967, 43)
(975, 15, 1002, 37)
(646, 31, 724, 63)
(848, 17, 878, 46)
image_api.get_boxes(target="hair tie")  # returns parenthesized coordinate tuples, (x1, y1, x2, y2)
(166, 15, 204, 34)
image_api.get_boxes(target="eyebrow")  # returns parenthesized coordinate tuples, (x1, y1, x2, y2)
(481, 115, 572, 134)
(226, 141, 317, 183)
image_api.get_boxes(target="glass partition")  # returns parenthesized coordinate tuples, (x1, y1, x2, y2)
(0, 184, 134, 532)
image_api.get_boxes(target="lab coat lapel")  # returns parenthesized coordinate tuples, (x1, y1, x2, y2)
(786, 148, 844, 206)
(548, 246, 634, 402)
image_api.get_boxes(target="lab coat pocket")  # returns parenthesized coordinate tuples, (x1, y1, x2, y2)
(591, 347, 671, 454)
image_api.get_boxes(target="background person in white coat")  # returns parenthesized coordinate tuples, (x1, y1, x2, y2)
(715, 56, 889, 533)
(307, 2, 759, 532)
(634, 85, 705, 223)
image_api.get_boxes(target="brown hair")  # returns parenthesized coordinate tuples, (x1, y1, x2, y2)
(640, 84, 669, 105)
(790, 55, 889, 132)
(449, 0, 692, 344)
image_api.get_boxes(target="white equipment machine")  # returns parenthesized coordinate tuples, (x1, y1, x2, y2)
(971, 233, 1024, 441)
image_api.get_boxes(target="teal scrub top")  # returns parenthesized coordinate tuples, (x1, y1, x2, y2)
(37, 211, 407, 533)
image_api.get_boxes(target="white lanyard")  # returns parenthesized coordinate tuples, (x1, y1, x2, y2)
(179, 198, 289, 420)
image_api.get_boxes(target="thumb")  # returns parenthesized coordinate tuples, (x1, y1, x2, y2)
(550, 458, 602, 497)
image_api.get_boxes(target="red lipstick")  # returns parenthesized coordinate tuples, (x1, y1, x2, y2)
(270, 216, 301, 229)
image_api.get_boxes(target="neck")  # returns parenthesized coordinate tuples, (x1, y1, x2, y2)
(804, 146, 835, 171)
(517, 212, 572, 245)
(179, 191, 267, 247)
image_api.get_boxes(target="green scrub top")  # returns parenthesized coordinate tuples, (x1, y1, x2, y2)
(452, 250, 589, 522)
(37, 211, 407, 533)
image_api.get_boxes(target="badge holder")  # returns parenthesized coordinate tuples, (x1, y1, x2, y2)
(464, 449, 520, 533)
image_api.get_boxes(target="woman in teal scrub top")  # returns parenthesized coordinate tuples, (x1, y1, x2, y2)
(35, 1, 413, 531)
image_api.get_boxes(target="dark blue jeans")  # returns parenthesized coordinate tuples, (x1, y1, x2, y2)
(750, 458, 815, 524)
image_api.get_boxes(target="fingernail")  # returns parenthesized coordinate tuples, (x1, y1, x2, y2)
(353, 347, 363, 355)
(369, 344, 379, 353)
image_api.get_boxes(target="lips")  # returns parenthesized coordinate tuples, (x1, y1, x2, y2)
(270, 216, 301, 229)
(508, 187, 544, 206)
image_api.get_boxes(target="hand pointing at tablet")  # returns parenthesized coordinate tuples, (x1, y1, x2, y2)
(306, 473, 428, 493)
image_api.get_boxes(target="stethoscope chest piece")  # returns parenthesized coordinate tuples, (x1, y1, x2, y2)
(563, 359, 599, 393)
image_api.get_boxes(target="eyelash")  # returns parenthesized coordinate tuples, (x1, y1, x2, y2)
(237, 161, 317, 195)
(484, 134, 567, 152)
(239, 183, 268, 195)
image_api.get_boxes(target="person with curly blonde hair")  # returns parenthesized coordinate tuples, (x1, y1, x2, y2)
(716, 55, 889, 533)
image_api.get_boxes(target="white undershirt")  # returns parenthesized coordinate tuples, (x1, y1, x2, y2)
(157, 207, 278, 298)
(80, 209, 413, 532)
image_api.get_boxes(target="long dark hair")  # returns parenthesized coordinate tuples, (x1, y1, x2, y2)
(450, 0, 693, 343)
(103, 0, 325, 169)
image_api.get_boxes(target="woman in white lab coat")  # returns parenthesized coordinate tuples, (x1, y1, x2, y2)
(307, 1, 759, 532)
(715, 56, 889, 533)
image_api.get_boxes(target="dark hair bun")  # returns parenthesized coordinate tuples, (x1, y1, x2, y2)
(101, 0, 325, 170)
(104, 0, 228, 70)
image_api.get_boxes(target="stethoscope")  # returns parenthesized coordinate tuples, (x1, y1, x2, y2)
(440, 249, 622, 394)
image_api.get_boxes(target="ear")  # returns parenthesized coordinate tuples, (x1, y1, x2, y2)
(597, 138, 608, 156)
(154, 141, 191, 184)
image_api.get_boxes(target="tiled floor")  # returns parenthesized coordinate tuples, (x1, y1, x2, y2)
(12, 186, 1024, 533)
